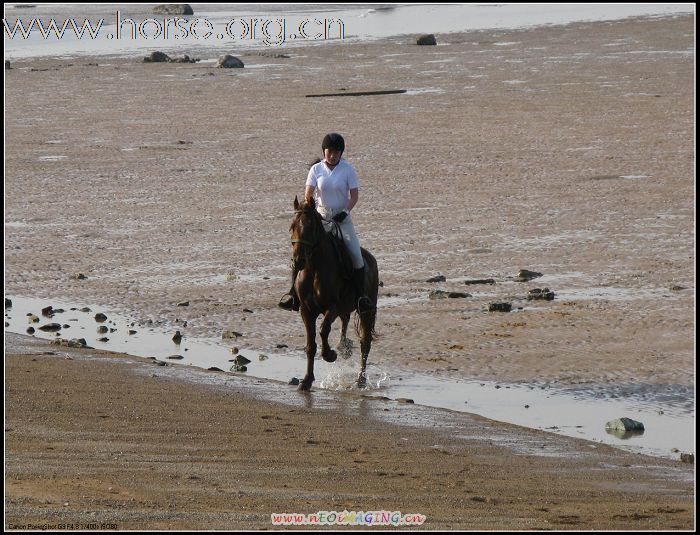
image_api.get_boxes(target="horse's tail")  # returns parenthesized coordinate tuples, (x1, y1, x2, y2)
(355, 251, 379, 344)
(354, 306, 378, 342)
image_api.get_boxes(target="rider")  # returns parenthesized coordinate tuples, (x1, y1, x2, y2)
(279, 133, 374, 313)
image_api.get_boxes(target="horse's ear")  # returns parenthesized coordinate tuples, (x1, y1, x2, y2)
(294, 195, 300, 210)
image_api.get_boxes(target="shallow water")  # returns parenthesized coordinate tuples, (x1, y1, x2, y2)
(3, 4, 694, 59)
(5, 294, 694, 461)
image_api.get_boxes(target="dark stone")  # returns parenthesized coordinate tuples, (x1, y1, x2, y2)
(216, 54, 245, 68)
(38, 323, 61, 332)
(516, 269, 543, 282)
(426, 275, 446, 283)
(94, 313, 108, 322)
(416, 34, 437, 45)
(464, 279, 496, 285)
(153, 4, 193, 15)
(488, 302, 512, 312)
(144, 51, 171, 63)
(527, 288, 555, 301)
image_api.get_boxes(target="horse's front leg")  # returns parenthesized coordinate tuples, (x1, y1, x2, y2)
(299, 307, 317, 391)
(337, 313, 353, 359)
(320, 310, 338, 363)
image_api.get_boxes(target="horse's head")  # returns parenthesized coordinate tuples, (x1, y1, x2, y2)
(290, 195, 322, 271)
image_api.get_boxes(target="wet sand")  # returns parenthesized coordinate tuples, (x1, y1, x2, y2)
(4, 13, 696, 530)
(4, 333, 695, 530)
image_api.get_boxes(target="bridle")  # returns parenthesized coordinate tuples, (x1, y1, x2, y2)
(291, 207, 323, 267)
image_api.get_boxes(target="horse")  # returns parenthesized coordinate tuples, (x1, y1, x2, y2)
(289, 196, 379, 391)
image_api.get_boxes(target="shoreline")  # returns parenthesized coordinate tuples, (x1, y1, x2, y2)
(4, 333, 695, 530)
(4, 294, 695, 461)
(3, 8, 695, 61)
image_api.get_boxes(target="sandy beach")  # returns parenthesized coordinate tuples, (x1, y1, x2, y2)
(4, 333, 695, 530)
(4, 10, 696, 530)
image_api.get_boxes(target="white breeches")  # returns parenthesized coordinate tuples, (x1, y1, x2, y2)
(317, 207, 365, 269)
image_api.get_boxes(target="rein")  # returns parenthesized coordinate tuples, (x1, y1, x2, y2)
(291, 208, 342, 252)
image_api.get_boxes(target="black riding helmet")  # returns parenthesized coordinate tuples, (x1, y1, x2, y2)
(322, 133, 345, 155)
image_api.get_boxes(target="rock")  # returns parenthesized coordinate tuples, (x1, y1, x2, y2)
(516, 269, 543, 282)
(97, 337, 109, 342)
(72, 273, 88, 280)
(176, 301, 189, 307)
(153, 4, 193, 15)
(488, 302, 512, 312)
(26, 327, 35, 334)
(51, 338, 88, 348)
(527, 288, 555, 301)
(170, 54, 198, 63)
(94, 313, 108, 322)
(41, 305, 54, 316)
(28, 314, 40, 323)
(216, 55, 245, 68)
(288, 377, 300, 386)
(605, 417, 645, 435)
(429, 290, 471, 299)
(226, 272, 237, 281)
(426, 275, 446, 283)
(38, 323, 61, 332)
(97, 326, 108, 333)
(416, 34, 437, 45)
(680, 453, 694, 464)
(464, 279, 495, 285)
(172, 330, 182, 344)
(5, 60, 11, 70)
(80, 307, 91, 312)
(167, 354, 184, 360)
(234, 354, 251, 366)
(5, 298, 12, 309)
(143, 51, 171, 63)
(669, 285, 687, 291)
(222, 330, 243, 339)
(128, 329, 137, 335)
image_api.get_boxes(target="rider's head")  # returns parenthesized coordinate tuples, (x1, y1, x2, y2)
(322, 133, 345, 156)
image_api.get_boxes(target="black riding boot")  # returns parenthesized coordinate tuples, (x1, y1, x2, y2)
(278, 266, 300, 311)
(353, 267, 374, 313)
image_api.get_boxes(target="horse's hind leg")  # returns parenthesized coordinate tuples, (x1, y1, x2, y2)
(357, 310, 375, 388)
(320, 311, 338, 363)
(299, 308, 317, 391)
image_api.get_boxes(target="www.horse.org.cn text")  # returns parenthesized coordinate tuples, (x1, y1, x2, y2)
(3, 11, 347, 47)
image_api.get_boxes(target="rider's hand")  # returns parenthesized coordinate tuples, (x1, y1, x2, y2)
(332, 211, 348, 223)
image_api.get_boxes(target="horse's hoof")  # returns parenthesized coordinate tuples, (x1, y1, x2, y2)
(322, 349, 337, 363)
(357, 373, 367, 389)
(297, 380, 312, 391)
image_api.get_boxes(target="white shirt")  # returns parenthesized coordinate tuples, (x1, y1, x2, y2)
(306, 159, 359, 211)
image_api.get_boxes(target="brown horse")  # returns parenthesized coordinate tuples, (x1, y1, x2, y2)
(289, 196, 379, 391)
